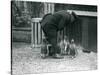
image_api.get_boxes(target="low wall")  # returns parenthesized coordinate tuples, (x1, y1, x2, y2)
(12, 28, 31, 43)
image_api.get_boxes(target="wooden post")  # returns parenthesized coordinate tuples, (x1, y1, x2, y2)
(24, 1, 28, 13)
(82, 18, 88, 49)
(38, 23, 41, 44)
(31, 22, 34, 47)
(44, 3, 54, 14)
(31, 18, 42, 47)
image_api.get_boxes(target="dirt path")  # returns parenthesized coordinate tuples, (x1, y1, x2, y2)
(12, 43, 97, 75)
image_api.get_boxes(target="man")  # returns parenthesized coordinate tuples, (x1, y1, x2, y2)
(41, 10, 79, 59)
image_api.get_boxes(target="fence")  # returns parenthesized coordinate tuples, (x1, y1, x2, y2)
(31, 18, 42, 47)
(31, 18, 82, 48)
(31, 18, 82, 47)
(31, 18, 65, 47)
(31, 10, 97, 49)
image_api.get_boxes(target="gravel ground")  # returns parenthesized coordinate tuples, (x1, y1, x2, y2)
(12, 42, 97, 75)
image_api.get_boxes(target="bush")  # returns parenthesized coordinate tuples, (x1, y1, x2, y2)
(13, 11, 31, 27)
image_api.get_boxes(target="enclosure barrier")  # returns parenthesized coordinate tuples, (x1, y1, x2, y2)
(31, 10, 97, 48)
(31, 18, 64, 47)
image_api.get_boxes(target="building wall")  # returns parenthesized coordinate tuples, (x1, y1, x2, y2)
(55, 3, 97, 12)
(88, 17, 97, 52)
(80, 16, 97, 51)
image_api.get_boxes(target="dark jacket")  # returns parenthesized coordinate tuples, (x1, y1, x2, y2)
(41, 10, 71, 30)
